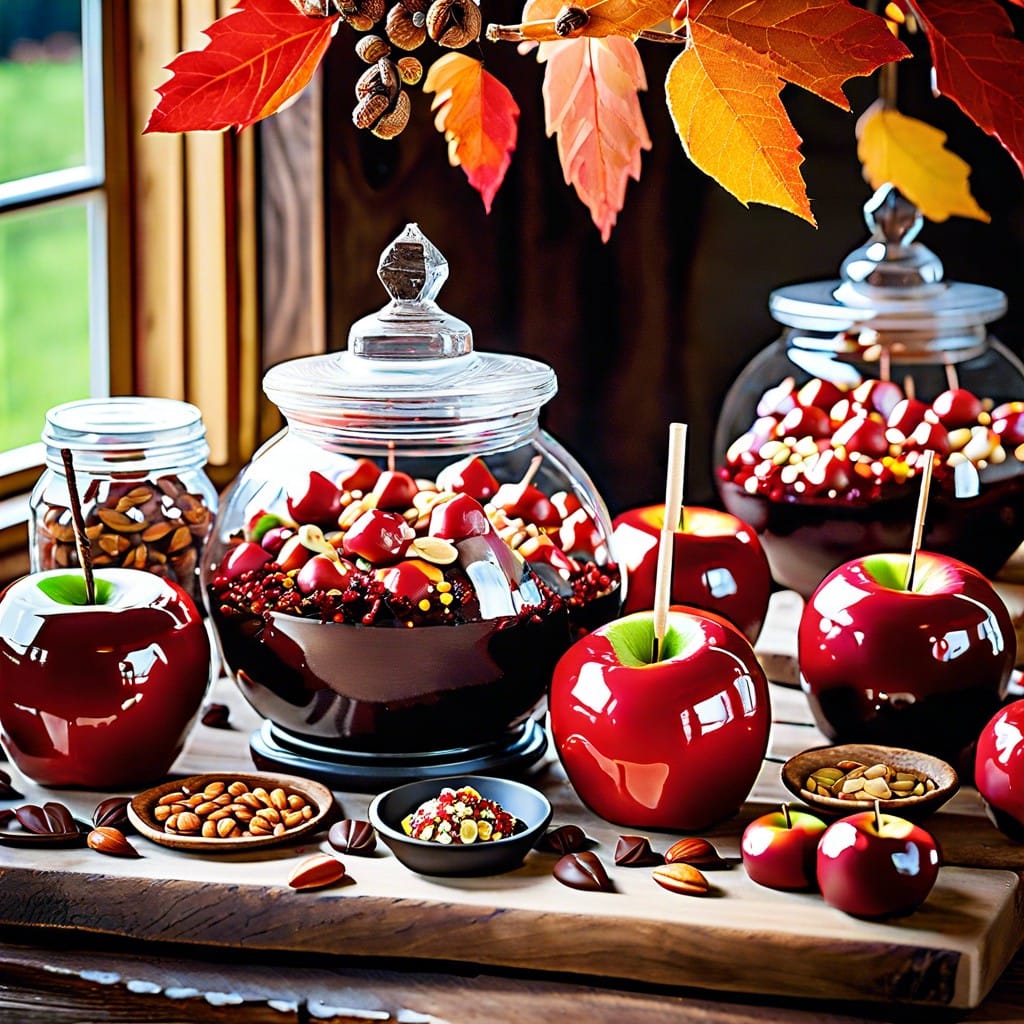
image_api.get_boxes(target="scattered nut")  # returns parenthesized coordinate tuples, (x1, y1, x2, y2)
(652, 862, 710, 896)
(288, 853, 347, 890)
(87, 827, 140, 858)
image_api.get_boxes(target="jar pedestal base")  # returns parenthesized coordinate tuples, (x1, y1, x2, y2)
(249, 719, 549, 791)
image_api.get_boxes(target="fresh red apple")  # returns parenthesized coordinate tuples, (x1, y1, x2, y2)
(0, 569, 210, 788)
(342, 509, 414, 566)
(975, 700, 1024, 839)
(338, 457, 381, 493)
(741, 805, 828, 891)
(370, 470, 418, 511)
(436, 456, 499, 501)
(816, 809, 940, 919)
(611, 505, 771, 643)
(286, 470, 343, 526)
(549, 607, 771, 831)
(798, 552, 1014, 762)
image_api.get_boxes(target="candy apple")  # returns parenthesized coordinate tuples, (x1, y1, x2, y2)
(370, 470, 418, 511)
(799, 552, 1014, 763)
(436, 456, 499, 501)
(741, 805, 828, 891)
(286, 470, 343, 526)
(549, 608, 771, 831)
(220, 540, 272, 580)
(491, 481, 561, 529)
(296, 554, 355, 595)
(974, 700, 1024, 839)
(342, 509, 414, 566)
(992, 402, 1024, 446)
(611, 505, 771, 643)
(338, 457, 380, 493)
(377, 558, 444, 604)
(0, 569, 210, 788)
(260, 525, 296, 557)
(816, 809, 940, 919)
(429, 493, 490, 540)
(931, 388, 983, 430)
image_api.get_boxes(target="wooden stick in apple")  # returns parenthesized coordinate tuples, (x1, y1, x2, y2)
(652, 422, 688, 663)
(519, 454, 543, 489)
(59, 447, 96, 605)
(387, 440, 396, 474)
(945, 362, 958, 392)
(905, 448, 936, 592)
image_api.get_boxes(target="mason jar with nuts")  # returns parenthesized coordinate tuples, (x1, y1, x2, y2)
(30, 397, 217, 605)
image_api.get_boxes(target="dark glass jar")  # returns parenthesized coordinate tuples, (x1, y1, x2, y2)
(714, 187, 1024, 597)
(203, 226, 620, 787)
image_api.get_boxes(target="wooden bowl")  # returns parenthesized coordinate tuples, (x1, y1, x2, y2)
(781, 743, 958, 821)
(127, 771, 334, 852)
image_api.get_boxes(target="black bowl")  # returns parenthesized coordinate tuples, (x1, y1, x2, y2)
(368, 774, 552, 876)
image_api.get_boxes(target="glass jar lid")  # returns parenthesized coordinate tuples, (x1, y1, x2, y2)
(42, 396, 210, 473)
(769, 185, 1007, 334)
(263, 225, 557, 449)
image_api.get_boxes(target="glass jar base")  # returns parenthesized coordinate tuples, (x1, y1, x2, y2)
(249, 718, 549, 792)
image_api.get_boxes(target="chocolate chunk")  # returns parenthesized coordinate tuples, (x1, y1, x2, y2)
(0, 769, 21, 801)
(536, 823, 587, 855)
(553, 851, 613, 892)
(92, 797, 132, 832)
(201, 702, 232, 729)
(0, 802, 84, 845)
(614, 835, 663, 867)
(328, 819, 377, 855)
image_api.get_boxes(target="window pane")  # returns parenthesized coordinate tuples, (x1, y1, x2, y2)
(0, 1, 86, 184)
(0, 202, 92, 450)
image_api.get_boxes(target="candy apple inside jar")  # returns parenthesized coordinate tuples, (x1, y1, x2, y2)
(549, 607, 771, 832)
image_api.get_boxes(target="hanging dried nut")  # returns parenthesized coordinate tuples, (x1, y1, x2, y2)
(356, 34, 391, 62)
(396, 56, 423, 85)
(386, 2, 427, 49)
(425, 0, 481, 47)
(355, 59, 401, 102)
(372, 89, 411, 140)
(353, 92, 391, 130)
(399, 0, 429, 13)
(339, 0, 386, 32)
(554, 4, 589, 35)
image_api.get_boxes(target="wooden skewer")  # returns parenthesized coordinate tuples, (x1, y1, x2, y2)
(879, 347, 891, 383)
(387, 441, 396, 474)
(905, 448, 935, 592)
(903, 374, 916, 402)
(652, 423, 687, 663)
(519, 454, 543, 488)
(60, 448, 96, 605)
(945, 362, 959, 392)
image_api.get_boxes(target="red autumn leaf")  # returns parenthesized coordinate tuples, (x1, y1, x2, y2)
(537, 35, 651, 240)
(145, 0, 339, 134)
(423, 54, 520, 213)
(689, 0, 909, 110)
(910, 0, 1024, 177)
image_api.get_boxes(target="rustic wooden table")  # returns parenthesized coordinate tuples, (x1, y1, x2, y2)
(3, 591, 1024, 1024)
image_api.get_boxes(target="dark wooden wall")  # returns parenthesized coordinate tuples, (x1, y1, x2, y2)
(308, 18, 1024, 517)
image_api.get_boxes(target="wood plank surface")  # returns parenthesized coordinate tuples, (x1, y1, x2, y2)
(0, 593, 1022, 1014)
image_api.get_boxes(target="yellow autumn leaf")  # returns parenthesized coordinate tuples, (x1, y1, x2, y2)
(666, 22, 814, 223)
(857, 102, 990, 223)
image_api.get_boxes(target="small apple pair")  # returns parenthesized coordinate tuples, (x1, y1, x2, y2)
(611, 505, 771, 644)
(741, 803, 941, 919)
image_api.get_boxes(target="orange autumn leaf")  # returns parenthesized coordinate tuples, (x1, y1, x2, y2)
(491, 0, 677, 42)
(666, 21, 814, 223)
(857, 102, 989, 223)
(423, 54, 520, 213)
(537, 35, 651, 240)
(689, 0, 909, 110)
(146, 0, 338, 133)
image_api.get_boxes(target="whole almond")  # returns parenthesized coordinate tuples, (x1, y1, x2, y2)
(87, 827, 140, 858)
(203, 781, 227, 799)
(228, 781, 249, 797)
(175, 812, 201, 834)
(202, 820, 218, 838)
(158, 791, 186, 806)
(270, 788, 289, 811)
(194, 801, 219, 817)
(248, 817, 273, 836)
(288, 853, 347, 890)
(282, 810, 305, 829)
(256, 807, 281, 825)
(217, 818, 241, 839)
(153, 805, 172, 822)
(664, 837, 729, 869)
(652, 862, 709, 896)
(237, 792, 262, 810)
(287, 794, 306, 811)
(252, 787, 273, 808)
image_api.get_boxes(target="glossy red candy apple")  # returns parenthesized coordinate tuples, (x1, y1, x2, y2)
(429, 493, 490, 540)
(741, 805, 828, 891)
(558, 506, 604, 559)
(370, 470, 419, 511)
(221, 540, 273, 580)
(377, 558, 444, 604)
(491, 481, 561, 529)
(286, 470, 343, 526)
(796, 378, 845, 413)
(887, 397, 930, 436)
(549, 607, 771, 831)
(992, 402, 1024, 446)
(611, 505, 771, 643)
(931, 388, 983, 430)
(0, 569, 210, 788)
(816, 809, 940, 919)
(832, 414, 889, 458)
(260, 525, 295, 556)
(517, 534, 577, 574)
(852, 379, 903, 419)
(975, 700, 1024, 839)
(342, 509, 414, 565)
(296, 554, 355, 595)
(779, 405, 830, 440)
(276, 534, 314, 572)
(436, 456, 499, 501)
(799, 552, 1014, 762)
(338, 457, 381, 493)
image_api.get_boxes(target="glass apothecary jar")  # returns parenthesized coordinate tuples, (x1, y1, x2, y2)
(203, 226, 620, 787)
(714, 186, 1024, 597)
(30, 397, 217, 606)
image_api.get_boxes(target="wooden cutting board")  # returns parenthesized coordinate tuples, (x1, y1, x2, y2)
(0, 591, 1022, 1012)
